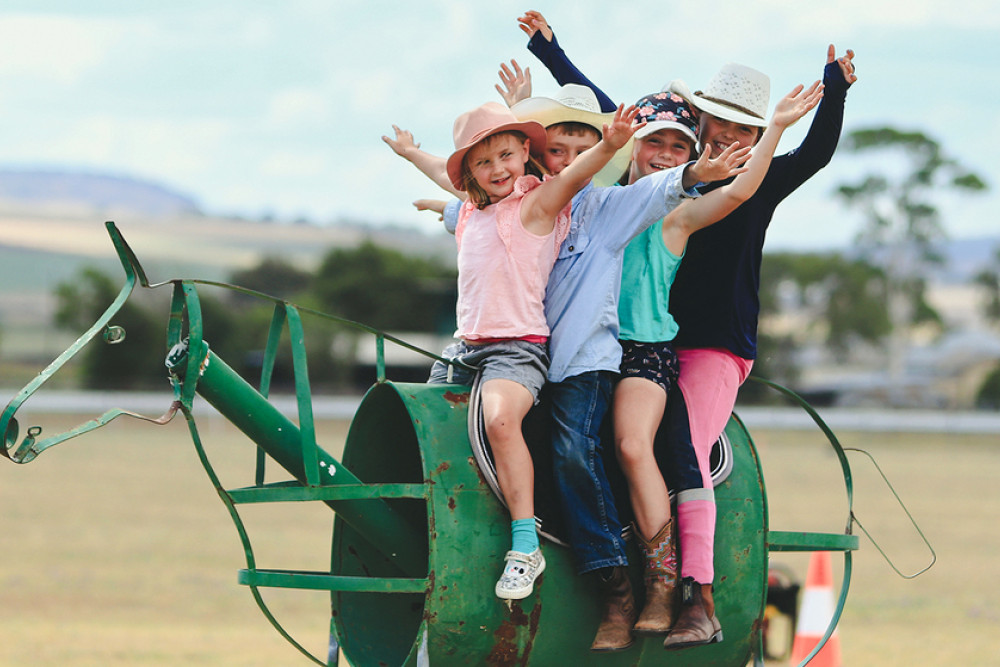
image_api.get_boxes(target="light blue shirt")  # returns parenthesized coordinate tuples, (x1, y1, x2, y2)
(443, 164, 697, 383)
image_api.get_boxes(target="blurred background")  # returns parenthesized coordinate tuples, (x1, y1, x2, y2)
(1, 3, 999, 665)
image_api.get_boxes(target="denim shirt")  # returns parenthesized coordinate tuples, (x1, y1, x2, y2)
(446, 165, 698, 382)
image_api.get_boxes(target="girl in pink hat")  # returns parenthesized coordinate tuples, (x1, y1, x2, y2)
(430, 100, 639, 600)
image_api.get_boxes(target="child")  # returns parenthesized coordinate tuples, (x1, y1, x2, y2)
(416, 100, 640, 600)
(647, 49, 856, 649)
(612, 84, 822, 642)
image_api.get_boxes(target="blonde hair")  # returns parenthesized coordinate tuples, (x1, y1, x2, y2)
(461, 131, 548, 209)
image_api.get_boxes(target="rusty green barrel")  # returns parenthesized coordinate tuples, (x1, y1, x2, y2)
(329, 381, 767, 666)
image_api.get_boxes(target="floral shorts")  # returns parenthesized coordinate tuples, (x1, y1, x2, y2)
(619, 340, 680, 393)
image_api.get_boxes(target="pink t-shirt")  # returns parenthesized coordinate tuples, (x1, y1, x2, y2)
(454, 175, 571, 341)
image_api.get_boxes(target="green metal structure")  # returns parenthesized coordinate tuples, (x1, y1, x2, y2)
(2, 222, 932, 666)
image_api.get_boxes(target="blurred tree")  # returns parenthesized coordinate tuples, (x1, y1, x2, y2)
(759, 251, 892, 364)
(227, 257, 313, 305)
(54, 268, 164, 388)
(835, 127, 988, 378)
(974, 245, 1000, 325)
(312, 240, 456, 333)
(975, 364, 1000, 410)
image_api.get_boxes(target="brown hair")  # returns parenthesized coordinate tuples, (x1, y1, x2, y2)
(461, 131, 548, 209)
(547, 121, 601, 141)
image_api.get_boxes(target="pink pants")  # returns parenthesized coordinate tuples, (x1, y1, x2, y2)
(674, 347, 753, 584)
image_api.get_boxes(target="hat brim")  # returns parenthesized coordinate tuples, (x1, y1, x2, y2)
(593, 137, 633, 187)
(446, 119, 548, 191)
(510, 96, 613, 135)
(634, 119, 698, 145)
(666, 79, 768, 128)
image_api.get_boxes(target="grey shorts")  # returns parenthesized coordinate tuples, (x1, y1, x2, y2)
(428, 339, 549, 402)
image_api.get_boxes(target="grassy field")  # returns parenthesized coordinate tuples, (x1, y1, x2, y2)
(1, 410, 997, 666)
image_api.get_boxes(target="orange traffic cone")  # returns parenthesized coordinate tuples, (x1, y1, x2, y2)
(789, 551, 841, 666)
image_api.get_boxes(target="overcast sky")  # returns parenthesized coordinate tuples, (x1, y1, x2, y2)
(0, 0, 997, 250)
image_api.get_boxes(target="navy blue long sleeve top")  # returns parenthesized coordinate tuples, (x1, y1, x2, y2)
(527, 34, 853, 360)
(669, 61, 851, 359)
(528, 31, 617, 112)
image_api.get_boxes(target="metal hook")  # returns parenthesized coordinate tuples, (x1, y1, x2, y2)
(104, 325, 126, 344)
(845, 447, 937, 579)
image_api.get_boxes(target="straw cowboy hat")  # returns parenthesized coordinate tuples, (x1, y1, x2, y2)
(666, 63, 771, 128)
(446, 102, 547, 191)
(511, 84, 629, 187)
(510, 83, 613, 134)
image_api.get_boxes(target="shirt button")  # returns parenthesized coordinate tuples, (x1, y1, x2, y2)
(568, 245, 574, 251)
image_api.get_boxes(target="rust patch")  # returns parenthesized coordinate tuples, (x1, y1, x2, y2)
(448, 496, 456, 511)
(443, 390, 470, 405)
(436, 461, 451, 473)
(468, 456, 489, 485)
(486, 599, 540, 666)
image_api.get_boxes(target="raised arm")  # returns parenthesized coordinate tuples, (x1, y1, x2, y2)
(681, 142, 753, 191)
(382, 125, 465, 199)
(496, 59, 532, 107)
(661, 81, 825, 254)
(520, 104, 639, 234)
(518, 10, 617, 112)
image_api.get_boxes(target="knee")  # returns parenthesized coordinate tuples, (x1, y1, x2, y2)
(484, 408, 522, 445)
(615, 435, 651, 472)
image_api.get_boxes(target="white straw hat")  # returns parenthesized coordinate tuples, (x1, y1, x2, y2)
(510, 83, 614, 134)
(666, 63, 771, 128)
(511, 84, 629, 187)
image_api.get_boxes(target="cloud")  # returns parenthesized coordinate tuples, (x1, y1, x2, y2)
(0, 14, 127, 84)
(266, 87, 332, 127)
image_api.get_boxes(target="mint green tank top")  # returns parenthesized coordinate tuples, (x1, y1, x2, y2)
(617, 219, 684, 342)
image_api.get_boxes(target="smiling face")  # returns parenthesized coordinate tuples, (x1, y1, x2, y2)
(541, 124, 600, 175)
(464, 132, 530, 204)
(627, 128, 696, 184)
(698, 113, 761, 158)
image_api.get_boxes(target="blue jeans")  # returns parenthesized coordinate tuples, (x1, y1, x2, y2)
(550, 371, 628, 574)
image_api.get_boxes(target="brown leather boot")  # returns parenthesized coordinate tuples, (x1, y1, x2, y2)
(663, 577, 723, 649)
(632, 519, 679, 636)
(589, 566, 637, 652)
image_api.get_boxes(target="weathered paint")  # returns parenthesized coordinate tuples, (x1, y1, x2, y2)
(329, 381, 770, 666)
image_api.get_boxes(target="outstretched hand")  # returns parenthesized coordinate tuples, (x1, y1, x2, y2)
(517, 10, 552, 41)
(771, 81, 824, 128)
(382, 125, 420, 160)
(496, 59, 532, 107)
(688, 141, 752, 184)
(827, 44, 857, 84)
(602, 104, 640, 151)
(413, 199, 446, 221)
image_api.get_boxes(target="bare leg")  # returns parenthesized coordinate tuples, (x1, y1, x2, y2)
(613, 376, 671, 541)
(480, 378, 535, 521)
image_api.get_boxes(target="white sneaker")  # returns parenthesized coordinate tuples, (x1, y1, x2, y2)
(495, 548, 546, 600)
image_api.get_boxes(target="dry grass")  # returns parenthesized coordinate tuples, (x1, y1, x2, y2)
(1, 413, 348, 666)
(1, 413, 998, 665)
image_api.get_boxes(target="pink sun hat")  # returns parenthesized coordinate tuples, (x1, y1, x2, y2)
(445, 102, 547, 191)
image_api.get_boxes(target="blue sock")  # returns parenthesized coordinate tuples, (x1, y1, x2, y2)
(511, 518, 539, 555)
